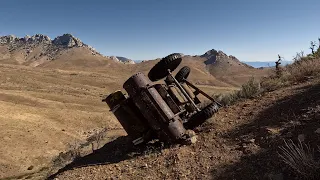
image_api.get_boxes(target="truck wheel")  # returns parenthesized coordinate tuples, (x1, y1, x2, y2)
(148, 53, 182, 82)
(184, 103, 219, 129)
(175, 66, 190, 82)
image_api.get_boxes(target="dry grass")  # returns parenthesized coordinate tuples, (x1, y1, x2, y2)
(278, 140, 320, 179)
(214, 78, 261, 105)
(287, 58, 320, 82)
(0, 64, 125, 179)
(0, 59, 240, 178)
(215, 43, 320, 105)
(261, 55, 320, 92)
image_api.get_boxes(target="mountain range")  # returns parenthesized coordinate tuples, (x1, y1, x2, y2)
(0, 33, 272, 178)
(243, 61, 293, 68)
(0, 33, 271, 87)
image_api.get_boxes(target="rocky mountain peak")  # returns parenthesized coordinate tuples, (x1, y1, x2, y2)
(201, 49, 231, 59)
(0, 35, 20, 44)
(0, 33, 105, 64)
(201, 49, 218, 58)
(0, 34, 52, 45)
(199, 49, 245, 66)
(0, 33, 86, 48)
(52, 34, 83, 48)
(26, 34, 51, 43)
(108, 56, 135, 64)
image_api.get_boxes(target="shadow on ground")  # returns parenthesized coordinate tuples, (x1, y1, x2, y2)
(215, 83, 320, 180)
(48, 136, 167, 179)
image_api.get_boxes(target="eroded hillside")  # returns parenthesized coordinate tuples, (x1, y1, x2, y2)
(0, 34, 272, 179)
(52, 78, 320, 180)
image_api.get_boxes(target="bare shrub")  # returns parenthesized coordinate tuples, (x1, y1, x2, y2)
(292, 51, 305, 62)
(238, 77, 261, 98)
(262, 52, 320, 92)
(86, 128, 108, 152)
(287, 58, 320, 82)
(216, 78, 260, 105)
(260, 70, 292, 92)
(278, 140, 320, 179)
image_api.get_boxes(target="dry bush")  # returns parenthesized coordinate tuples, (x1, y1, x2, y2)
(287, 58, 320, 82)
(278, 140, 320, 179)
(261, 56, 320, 92)
(260, 38, 320, 92)
(86, 128, 108, 152)
(216, 78, 261, 105)
(260, 70, 291, 92)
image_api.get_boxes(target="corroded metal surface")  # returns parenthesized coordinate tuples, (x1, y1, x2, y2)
(154, 84, 180, 114)
(104, 62, 220, 145)
(123, 72, 186, 141)
(104, 91, 149, 140)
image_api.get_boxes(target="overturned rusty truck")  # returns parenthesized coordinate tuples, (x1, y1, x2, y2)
(103, 53, 221, 145)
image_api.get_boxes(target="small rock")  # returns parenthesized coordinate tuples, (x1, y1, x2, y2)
(45, 141, 48, 143)
(185, 130, 196, 138)
(27, 165, 34, 170)
(298, 134, 305, 142)
(315, 128, 320, 134)
(184, 135, 198, 145)
(189, 136, 198, 144)
(141, 164, 148, 168)
(249, 138, 255, 143)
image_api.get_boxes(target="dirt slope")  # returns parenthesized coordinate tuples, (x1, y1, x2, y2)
(53, 79, 320, 180)
(0, 64, 127, 179)
(0, 61, 241, 179)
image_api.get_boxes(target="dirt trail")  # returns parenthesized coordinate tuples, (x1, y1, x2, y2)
(52, 80, 320, 180)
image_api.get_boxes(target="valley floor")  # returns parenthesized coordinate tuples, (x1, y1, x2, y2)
(52, 79, 320, 180)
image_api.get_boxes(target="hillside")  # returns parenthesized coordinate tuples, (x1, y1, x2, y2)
(0, 34, 270, 88)
(0, 34, 102, 66)
(201, 49, 270, 86)
(52, 77, 320, 180)
(49, 50, 320, 180)
(0, 33, 273, 179)
(0, 63, 129, 179)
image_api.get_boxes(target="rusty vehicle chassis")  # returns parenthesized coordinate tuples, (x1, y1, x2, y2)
(104, 53, 220, 145)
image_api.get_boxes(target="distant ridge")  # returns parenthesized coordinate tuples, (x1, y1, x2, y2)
(243, 61, 293, 68)
(0, 34, 136, 66)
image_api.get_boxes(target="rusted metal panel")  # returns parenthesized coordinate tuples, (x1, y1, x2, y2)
(169, 85, 187, 104)
(181, 82, 195, 99)
(123, 72, 186, 141)
(166, 116, 187, 139)
(154, 84, 181, 114)
(147, 87, 175, 121)
(104, 90, 126, 110)
(123, 72, 152, 96)
(104, 91, 149, 139)
(185, 80, 222, 107)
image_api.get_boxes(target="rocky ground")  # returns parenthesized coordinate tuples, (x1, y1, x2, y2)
(51, 79, 320, 180)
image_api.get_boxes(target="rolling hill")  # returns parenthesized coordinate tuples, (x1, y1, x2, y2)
(0, 33, 272, 179)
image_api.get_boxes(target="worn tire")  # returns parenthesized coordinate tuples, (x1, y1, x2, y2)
(148, 53, 182, 82)
(184, 103, 219, 129)
(175, 66, 190, 82)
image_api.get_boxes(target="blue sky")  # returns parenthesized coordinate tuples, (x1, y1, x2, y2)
(0, 0, 319, 61)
